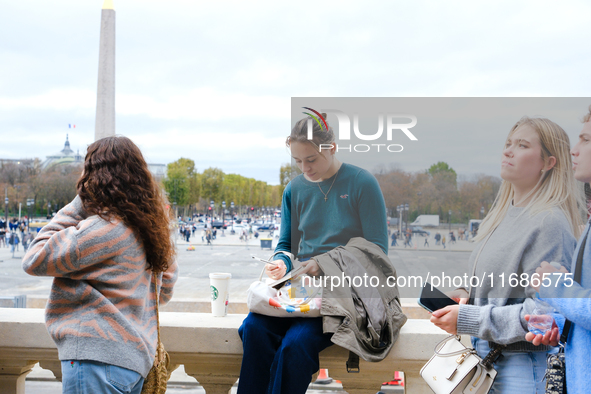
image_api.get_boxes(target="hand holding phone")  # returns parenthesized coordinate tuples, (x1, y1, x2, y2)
(447, 288, 469, 304)
(418, 282, 458, 313)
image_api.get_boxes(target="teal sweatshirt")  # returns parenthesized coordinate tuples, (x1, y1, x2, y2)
(275, 163, 388, 272)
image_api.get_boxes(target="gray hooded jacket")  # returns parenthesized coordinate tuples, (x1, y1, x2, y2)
(314, 237, 407, 364)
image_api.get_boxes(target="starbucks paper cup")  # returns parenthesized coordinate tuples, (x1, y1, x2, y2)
(209, 272, 232, 317)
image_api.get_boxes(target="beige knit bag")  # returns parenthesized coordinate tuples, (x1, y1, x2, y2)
(141, 273, 171, 394)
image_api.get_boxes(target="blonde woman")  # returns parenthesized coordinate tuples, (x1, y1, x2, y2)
(430, 117, 584, 393)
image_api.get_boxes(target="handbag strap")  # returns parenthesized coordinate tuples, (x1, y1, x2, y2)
(467, 228, 506, 362)
(467, 229, 495, 301)
(560, 224, 590, 345)
(433, 335, 476, 357)
(152, 273, 162, 348)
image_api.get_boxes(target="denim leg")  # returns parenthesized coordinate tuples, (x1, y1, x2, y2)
(267, 317, 333, 394)
(237, 313, 290, 394)
(472, 338, 549, 394)
(61, 360, 144, 394)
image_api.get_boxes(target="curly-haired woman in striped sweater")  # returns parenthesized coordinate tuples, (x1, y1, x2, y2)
(23, 136, 178, 394)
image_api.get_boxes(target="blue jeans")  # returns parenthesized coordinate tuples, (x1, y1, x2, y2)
(61, 360, 144, 394)
(238, 313, 333, 394)
(472, 338, 549, 394)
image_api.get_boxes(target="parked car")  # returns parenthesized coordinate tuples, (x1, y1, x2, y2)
(256, 223, 277, 231)
(410, 226, 430, 237)
(211, 221, 227, 229)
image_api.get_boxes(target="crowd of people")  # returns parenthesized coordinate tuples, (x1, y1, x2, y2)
(390, 228, 462, 249)
(0, 217, 35, 254)
(178, 221, 265, 245)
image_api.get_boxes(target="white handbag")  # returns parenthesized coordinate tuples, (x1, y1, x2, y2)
(420, 335, 496, 394)
(246, 252, 323, 318)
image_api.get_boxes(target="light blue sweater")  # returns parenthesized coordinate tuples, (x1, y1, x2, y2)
(540, 221, 591, 394)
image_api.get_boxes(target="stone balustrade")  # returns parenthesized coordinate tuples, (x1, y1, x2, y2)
(0, 308, 449, 394)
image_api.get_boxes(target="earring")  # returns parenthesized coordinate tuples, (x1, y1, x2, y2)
(541, 170, 544, 174)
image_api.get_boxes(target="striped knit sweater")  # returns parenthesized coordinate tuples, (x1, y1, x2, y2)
(22, 195, 178, 377)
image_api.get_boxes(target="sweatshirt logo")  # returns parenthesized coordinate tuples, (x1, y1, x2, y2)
(340, 194, 349, 199)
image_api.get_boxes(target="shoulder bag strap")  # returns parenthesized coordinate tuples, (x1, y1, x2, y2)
(560, 224, 590, 344)
(346, 351, 360, 373)
(466, 229, 506, 359)
(433, 334, 476, 357)
(153, 273, 162, 351)
(467, 229, 496, 302)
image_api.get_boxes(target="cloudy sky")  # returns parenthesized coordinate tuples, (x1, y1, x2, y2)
(1, 0, 590, 185)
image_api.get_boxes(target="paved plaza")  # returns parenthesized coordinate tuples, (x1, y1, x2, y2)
(0, 230, 475, 302)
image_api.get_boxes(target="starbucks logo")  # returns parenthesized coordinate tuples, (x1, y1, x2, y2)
(210, 285, 219, 301)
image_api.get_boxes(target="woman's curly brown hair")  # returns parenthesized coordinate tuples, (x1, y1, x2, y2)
(77, 136, 175, 273)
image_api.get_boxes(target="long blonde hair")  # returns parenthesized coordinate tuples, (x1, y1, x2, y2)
(583, 105, 591, 123)
(475, 116, 585, 241)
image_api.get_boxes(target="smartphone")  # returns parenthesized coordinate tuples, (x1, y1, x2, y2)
(418, 282, 458, 313)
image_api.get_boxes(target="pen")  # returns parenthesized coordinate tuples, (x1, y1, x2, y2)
(251, 255, 277, 266)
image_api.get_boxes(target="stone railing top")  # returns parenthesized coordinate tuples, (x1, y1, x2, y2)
(0, 307, 454, 394)
(0, 307, 448, 361)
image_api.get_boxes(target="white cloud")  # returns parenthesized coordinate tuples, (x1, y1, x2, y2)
(118, 88, 290, 120)
(0, 89, 94, 111)
(2, 0, 591, 186)
(0, 88, 290, 121)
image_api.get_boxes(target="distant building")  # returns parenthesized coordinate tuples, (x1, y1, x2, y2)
(0, 158, 37, 180)
(41, 135, 84, 171)
(3, 134, 166, 179)
(0, 158, 35, 168)
(148, 163, 166, 181)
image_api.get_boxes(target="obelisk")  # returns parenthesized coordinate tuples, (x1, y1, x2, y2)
(94, 0, 116, 141)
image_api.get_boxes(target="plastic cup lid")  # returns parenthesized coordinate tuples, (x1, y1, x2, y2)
(209, 272, 232, 279)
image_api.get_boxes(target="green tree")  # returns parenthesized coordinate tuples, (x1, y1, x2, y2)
(279, 163, 301, 195)
(375, 169, 412, 216)
(201, 167, 225, 204)
(427, 162, 459, 215)
(222, 174, 242, 207)
(164, 158, 195, 206)
(187, 172, 202, 206)
(428, 161, 457, 186)
(270, 185, 282, 208)
(169, 158, 196, 176)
